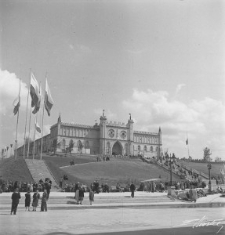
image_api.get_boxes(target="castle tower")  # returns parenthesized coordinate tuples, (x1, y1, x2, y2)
(127, 113, 134, 156)
(99, 110, 107, 154)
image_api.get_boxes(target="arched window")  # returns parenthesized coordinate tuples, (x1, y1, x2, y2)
(156, 146, 158, 152)
(144, 145, 147, 151)
(85, 140, 89, 149)
(138, 145, 141, 151)
(150, 146, 153, 152)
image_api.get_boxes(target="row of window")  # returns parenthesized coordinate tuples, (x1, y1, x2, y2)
(134, 135, 159, 144)
(60, 127, 89, 138)
(135, 145, 159, 152)
(59, 139, 90, 149)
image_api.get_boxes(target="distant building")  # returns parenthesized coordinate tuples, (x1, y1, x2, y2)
(17, 113, 162, 158)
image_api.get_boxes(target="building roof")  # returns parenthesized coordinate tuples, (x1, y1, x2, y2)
(134, 130, 159, 135)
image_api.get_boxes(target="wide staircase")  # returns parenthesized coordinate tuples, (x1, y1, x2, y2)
(140, 156, 209, 181)
(25, 159, 59, 191)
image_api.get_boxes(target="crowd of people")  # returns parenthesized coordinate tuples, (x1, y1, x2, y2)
(9, 178, 52, 215)
(3, 175, 225, 216)
(0, 178, 52, 193)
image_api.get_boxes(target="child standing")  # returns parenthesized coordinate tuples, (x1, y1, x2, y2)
(25, 191, 31, 211)
(89, 189, 94, 205)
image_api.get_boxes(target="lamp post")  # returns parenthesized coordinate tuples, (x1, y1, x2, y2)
(169, 153, 173, 186)
(207, 163, 212, 193)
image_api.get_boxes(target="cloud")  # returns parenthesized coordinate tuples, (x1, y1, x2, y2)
(0, 69, 28, 115)
(122, 88, 225, 159)
(175, 84, 186, 94)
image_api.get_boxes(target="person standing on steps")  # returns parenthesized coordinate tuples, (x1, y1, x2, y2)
(130, 182, 136, 198)
(11, 188, 21, 215)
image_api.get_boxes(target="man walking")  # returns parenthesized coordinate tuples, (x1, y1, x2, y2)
(130, 182, 136, 198)
(11, 188, 21, 215)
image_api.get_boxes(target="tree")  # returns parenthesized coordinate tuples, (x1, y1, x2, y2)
(203, 147, 212, 162)
(77, 140, 83, 153)
(68, 139, 74, 155)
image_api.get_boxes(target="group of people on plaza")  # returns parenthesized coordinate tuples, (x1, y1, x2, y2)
(9, 178, 52, 215)
(0, 178, 52, 193)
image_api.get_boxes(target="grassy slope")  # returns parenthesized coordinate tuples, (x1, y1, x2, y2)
(178, 161, 223, 178)
(42, 154, 97, 185)
(63, 160, 181, 186)
(42, 155, 96, 168)
(44, 159, 84, 185)
(0, 157, 33, 182)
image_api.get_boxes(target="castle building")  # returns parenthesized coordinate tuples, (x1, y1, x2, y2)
(18, 113, 162, 158)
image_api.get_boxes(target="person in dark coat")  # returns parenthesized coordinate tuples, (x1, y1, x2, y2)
(32, 189, 40, 211)
(74, 182, 79, 204)
(130, 183, 136, 198)
(44, 180, 51, 199)
(11, 188, 21, 215)
(78, 187, 84, 204)
(25, 191, 31, 211)
(41, 189, 48, 212)
(89, 189, 94, 205)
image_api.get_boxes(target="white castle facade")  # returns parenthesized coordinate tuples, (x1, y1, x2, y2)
(18, 113, 162, 158)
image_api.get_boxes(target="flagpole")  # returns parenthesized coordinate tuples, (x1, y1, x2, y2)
(27, 105, 32, 159)
(40, 84, 46, 160)
(186, 131, 190, 158)
(14, 79, 21, 160)
(23, 70, 31, 159)
(32, 115, 37, 161)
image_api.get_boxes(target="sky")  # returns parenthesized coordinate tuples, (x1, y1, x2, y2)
(0, 0, 225, 160)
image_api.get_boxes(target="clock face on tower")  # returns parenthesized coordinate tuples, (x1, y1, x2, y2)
(120, 131, 127, 139)
(108, 129, 115, 138)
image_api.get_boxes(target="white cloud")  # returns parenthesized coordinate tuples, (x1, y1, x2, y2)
(0, 69, 28, 115)
(175, 83, 186, 94)
(122, 88, 225, 159)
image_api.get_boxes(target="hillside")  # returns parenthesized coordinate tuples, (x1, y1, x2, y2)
(62, 160, 181, 186)
(0, 157, 33, 182)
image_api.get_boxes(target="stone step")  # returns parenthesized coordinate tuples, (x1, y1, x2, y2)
(25, 159, 59, 191)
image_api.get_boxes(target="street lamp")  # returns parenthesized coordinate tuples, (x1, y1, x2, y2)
(169, 153, 176, 186)
(207, 163, 212, 193)
(169, 154, 173, 186)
